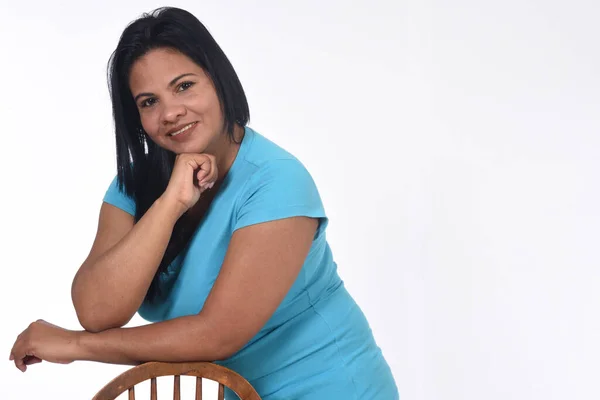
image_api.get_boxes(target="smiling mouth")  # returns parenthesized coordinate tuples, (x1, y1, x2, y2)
(168, 122, 198, 137)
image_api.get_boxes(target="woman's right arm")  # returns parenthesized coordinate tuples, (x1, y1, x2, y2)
(71, 153, 217, 333)
(71, 196, 183, 333)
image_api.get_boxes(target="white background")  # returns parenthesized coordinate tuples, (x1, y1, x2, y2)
(1, 0, 598, 399)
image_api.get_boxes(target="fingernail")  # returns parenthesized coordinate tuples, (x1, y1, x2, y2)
(208, 182, 214, 189)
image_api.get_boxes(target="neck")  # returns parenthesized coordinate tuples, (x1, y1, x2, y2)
(213, 123, 245, 182)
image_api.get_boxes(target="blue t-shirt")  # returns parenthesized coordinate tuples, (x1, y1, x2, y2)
(103, 126, 399, 399)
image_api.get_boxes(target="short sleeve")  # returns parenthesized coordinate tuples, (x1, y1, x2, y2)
(103, 175, 136, 216)
(233, 159, 327, 232)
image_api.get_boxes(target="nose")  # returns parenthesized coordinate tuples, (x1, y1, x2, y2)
(161, 99, 186, 125)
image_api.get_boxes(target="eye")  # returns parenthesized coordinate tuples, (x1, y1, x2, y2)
(177, 81, 195, 92)
(140, 98, 157, 108)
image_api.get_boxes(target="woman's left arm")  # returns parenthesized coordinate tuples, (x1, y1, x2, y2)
(10, 216, 317, 371)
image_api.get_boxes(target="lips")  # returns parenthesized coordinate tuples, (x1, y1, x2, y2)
(167, 122, 198, 137)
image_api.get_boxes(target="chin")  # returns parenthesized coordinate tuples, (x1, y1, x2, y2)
(171, 139, 211, 155)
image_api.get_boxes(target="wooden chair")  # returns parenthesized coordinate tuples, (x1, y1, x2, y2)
(92, 362, 261, 400)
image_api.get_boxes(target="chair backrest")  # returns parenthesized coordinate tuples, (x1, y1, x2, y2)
(92, 361, 261, 400)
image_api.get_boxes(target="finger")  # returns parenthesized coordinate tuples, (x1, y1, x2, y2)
(11, 339, 31, 372)
(24, 355, 42, 365)
(15, 357, 26, 372)
(9, 340, 19, 360)
(11, 344, 24, 371)
(199, 163, 217, 190)
(195, 155, 213, 184)
(206, 155, 218, 184)
(196, 168, 209, 185)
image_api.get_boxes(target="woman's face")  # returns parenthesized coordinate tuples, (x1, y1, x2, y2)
(129, 47, 224, 155)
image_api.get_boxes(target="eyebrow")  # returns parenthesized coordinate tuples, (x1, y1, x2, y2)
(133, 73, 197, 103)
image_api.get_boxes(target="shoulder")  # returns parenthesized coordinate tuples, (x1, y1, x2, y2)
(240, 127, 316, 192)
(242, 127, 301, 167)
(232, 128, 326, 232)
(103, 175, 136, 216)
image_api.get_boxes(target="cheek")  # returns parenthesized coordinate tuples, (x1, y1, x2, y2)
(190, 89, 222, 120)
(203, 94, 224, 123)
(139, 112, 160, 138)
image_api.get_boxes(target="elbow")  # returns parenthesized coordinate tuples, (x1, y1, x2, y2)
(212, 345, 235, 361)
(77, 318, 113, 333)
(72, 289, 133, 333)
(74, 305, 131, 333)
(76, 313, 115, 333)
(189, 316, 243, 361)
(81, 324, 104, 334)
(211, 334, 247, 361)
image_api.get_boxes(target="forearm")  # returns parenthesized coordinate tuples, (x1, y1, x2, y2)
(72, 196, 184, 331)
(77, 314, 227, 365)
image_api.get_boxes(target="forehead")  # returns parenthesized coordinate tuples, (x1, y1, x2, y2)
(129, 48, 203, 90)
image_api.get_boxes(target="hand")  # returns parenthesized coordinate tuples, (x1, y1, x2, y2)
(161, 153, 218, 216)
(9, 319, 81, 372)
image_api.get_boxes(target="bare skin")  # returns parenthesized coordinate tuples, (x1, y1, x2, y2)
(10, 48, 318, 371)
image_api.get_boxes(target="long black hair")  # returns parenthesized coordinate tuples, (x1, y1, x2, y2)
(107, 7, 249, 303)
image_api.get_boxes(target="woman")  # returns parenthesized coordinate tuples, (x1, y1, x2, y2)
(9, 7, 399, 399)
